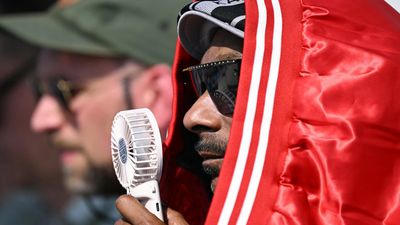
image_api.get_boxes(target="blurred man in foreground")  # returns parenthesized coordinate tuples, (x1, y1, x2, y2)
(0, 0, 183, 224)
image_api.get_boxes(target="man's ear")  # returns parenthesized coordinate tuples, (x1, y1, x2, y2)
(130, 63, 173, 139)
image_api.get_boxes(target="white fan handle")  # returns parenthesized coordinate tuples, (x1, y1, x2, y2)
(129, 180, 164, 221)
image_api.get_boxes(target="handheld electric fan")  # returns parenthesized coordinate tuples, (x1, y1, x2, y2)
(111, 108, 163, 221)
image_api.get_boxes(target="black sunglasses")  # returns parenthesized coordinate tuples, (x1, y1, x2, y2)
(183, 59, 241, 116)
(30, 76, 81, 109)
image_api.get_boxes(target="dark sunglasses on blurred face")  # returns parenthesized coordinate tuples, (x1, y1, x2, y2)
(183, 59, 241, 116)
(30, 76, 81, 110)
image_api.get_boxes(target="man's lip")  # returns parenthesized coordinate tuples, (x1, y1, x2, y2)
(202, 158, 223, 178)
(197, 151, 224, 160)
(58, 149, 80, 163)
(58, 147, 79, 154)
(202, 158, 223, 165)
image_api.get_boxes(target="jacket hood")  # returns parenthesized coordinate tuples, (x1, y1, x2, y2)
(161, 0, 400, 224)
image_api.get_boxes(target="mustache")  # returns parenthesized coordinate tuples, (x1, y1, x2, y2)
(194, 134, 227, 156)
(49, 134, 81, 150)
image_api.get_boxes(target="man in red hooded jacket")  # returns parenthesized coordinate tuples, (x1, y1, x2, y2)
(115, 0, 400, 224)
(115, 1, 245, 224)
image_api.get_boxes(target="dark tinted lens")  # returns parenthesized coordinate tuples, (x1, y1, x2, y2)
(49, 79, 75, 109)
(30, 76, 44, 101)
(29, 76, 75, 109)
(190, 60, 241, 116)
(190, 69, 206, 96)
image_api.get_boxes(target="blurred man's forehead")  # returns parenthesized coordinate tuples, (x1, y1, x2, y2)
(36, 49, 126, 81)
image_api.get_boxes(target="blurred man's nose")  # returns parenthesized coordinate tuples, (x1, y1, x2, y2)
(183, 92, 222, 134)
(31, 95, 65, 133)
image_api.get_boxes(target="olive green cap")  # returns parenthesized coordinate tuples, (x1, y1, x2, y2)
(0, 0, 187, 65)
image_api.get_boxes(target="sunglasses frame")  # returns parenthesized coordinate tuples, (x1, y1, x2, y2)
(183, 59, 241, 72)
(183, 59, 242, 116)
(30, 76, 82, 110)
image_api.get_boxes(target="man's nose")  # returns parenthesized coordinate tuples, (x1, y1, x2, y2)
(183, 92, 222, 134)
(31, 95, 65, 133)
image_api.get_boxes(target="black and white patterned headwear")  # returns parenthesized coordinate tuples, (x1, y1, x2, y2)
(177, 0, 245, 60)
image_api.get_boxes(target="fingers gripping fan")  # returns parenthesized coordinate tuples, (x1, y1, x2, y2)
(111, 108, 163, 221)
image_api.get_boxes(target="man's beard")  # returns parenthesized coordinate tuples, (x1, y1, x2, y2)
(194, 133, 227, 192)
(63, 163, 123, 195)
(51, 135, 123, 196)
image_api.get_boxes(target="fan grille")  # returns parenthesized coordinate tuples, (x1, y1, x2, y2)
(111, 109, 163, 190)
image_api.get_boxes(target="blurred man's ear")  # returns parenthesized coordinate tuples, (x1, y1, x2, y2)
(128, 63, 173, 139)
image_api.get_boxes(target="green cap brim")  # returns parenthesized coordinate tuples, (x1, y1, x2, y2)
(0, 13, 118, 57)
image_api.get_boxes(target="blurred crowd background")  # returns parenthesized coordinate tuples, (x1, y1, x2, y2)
(0, 0, 68, 223)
